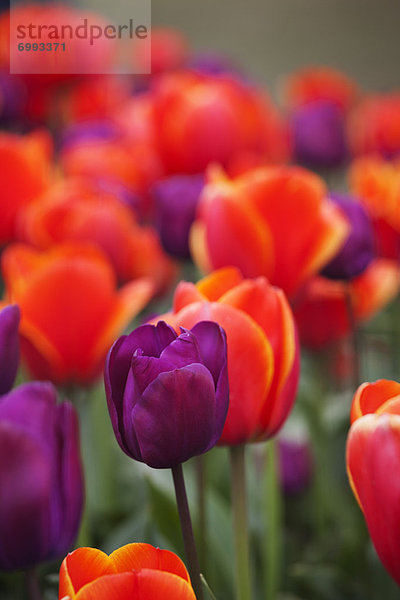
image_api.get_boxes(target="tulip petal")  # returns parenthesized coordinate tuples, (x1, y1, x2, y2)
(197, 180, 274, 277)
(0, 304, 20, 395)
(53, 403, 84, 556)
(173, 281, 206, 314)
(350, 380, 400, 424)
(159, 329, 202, 368)
(109, 543, 190, 582)
(196, 267, 243, 301)
(75, 572, 135, 600)
(190, 321, 230, 437)
(59, 548, 114, 598)
(132, 364, 217, 467)
(0, 423, 52, 570)
(131, 569, 196, 600)
(347, 414, 400, 586)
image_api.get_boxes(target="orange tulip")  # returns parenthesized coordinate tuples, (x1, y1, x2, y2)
(59, 543, 196, 599)
(190, 165, 349, 298)
(1, 243, 153, 385)
(283, 66, 358, 112)
(153, 266, 300, 445)
(293, 258, 400, 349)
(0, 130, 52, 244)
(347, 380, 400, 585)
(17, 178, 176, 294)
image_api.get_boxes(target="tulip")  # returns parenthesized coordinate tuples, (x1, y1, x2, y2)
(278, 438, 313, 495)
(347, 380, 400, 585)
(190, 165, 349, 299)
(0, 382, 83, 570)
(348, 93, 400, 158)
(151, 71, 289, 175)
(59, 543, 196, 599)
(349, 156, 400, 260)
(105, 320, 229, 468)
(152, 174, 205, 259)
(154, 267, 300, 445)
(0, 130, 51, 244)
(0, 304, 20, 395)
(321, 193, 375, 280)
(283, 66, 358, 113)
(291, 100, 348, 167)
(1, 243, 153, 385)
(17, 178, 177, 294)
(293, 259, 400, 349)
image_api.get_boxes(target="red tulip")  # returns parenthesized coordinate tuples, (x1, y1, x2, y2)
(293, 259, 400, 349)
(347, 380, 400, 585)
(154, 266, 300, 445)
(0, 131, 52, 244)
(283, 66, 358, 112)
(151, 71, 289, 174)
(1, 243, 153, 385)
(348, 93, 400, 158)
(190, 165, 349, 298)
(59, 543, 196, 599)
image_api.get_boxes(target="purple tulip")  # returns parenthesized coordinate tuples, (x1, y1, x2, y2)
(0, 382, 84, 571)
(291, 99, 348, 167)
(0, 305, 20, 396)
(152, 174, 205, 259)
(278, 438, 313, 495)
(321, 193, 375, 280)
(105, 320, 229, 468)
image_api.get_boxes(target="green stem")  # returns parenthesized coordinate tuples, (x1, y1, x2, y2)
(263, 440, 283, 600)
(344, 284, 362, 389)
(229, 445, 251, 600)
(25, 568, 42, 600)
(196, 455, 207, 573)
(172, 464, 204, 600)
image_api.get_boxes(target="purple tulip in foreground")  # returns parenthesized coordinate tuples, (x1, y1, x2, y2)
(321, 193, 375, 280)
(0, 304, 20, 396)
(0, 382, 84, 571)
(105, 320, 229, 468)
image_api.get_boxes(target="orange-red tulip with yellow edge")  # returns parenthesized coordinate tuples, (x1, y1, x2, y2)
(349, 156, 400, 259)
(190, 165, 349, 299)
(59, 543, 196, 600)
(347, 380, 400, 586)
(293, 258, 400, 349)
(0, 130, 52, 245)
(153, 266, 300, 445)
(17, 178, 176, 295)
(1, 242, 153, 385)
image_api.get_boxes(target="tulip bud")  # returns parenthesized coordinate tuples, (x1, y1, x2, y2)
(105, 320, 229, 468)
(0, 382, 84, 570)
(291, 100, 348, 167)
(153, 174, 205, 259)
(321, 193, 375, 280)
(347, 380, 400, 586)
(59, 543, 196, 599)
(0, 305, 20, 396)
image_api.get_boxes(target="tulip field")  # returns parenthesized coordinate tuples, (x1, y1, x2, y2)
(1, 1, 400, 599)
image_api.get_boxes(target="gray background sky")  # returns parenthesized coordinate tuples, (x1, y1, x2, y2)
(152, 0, 400, 94)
